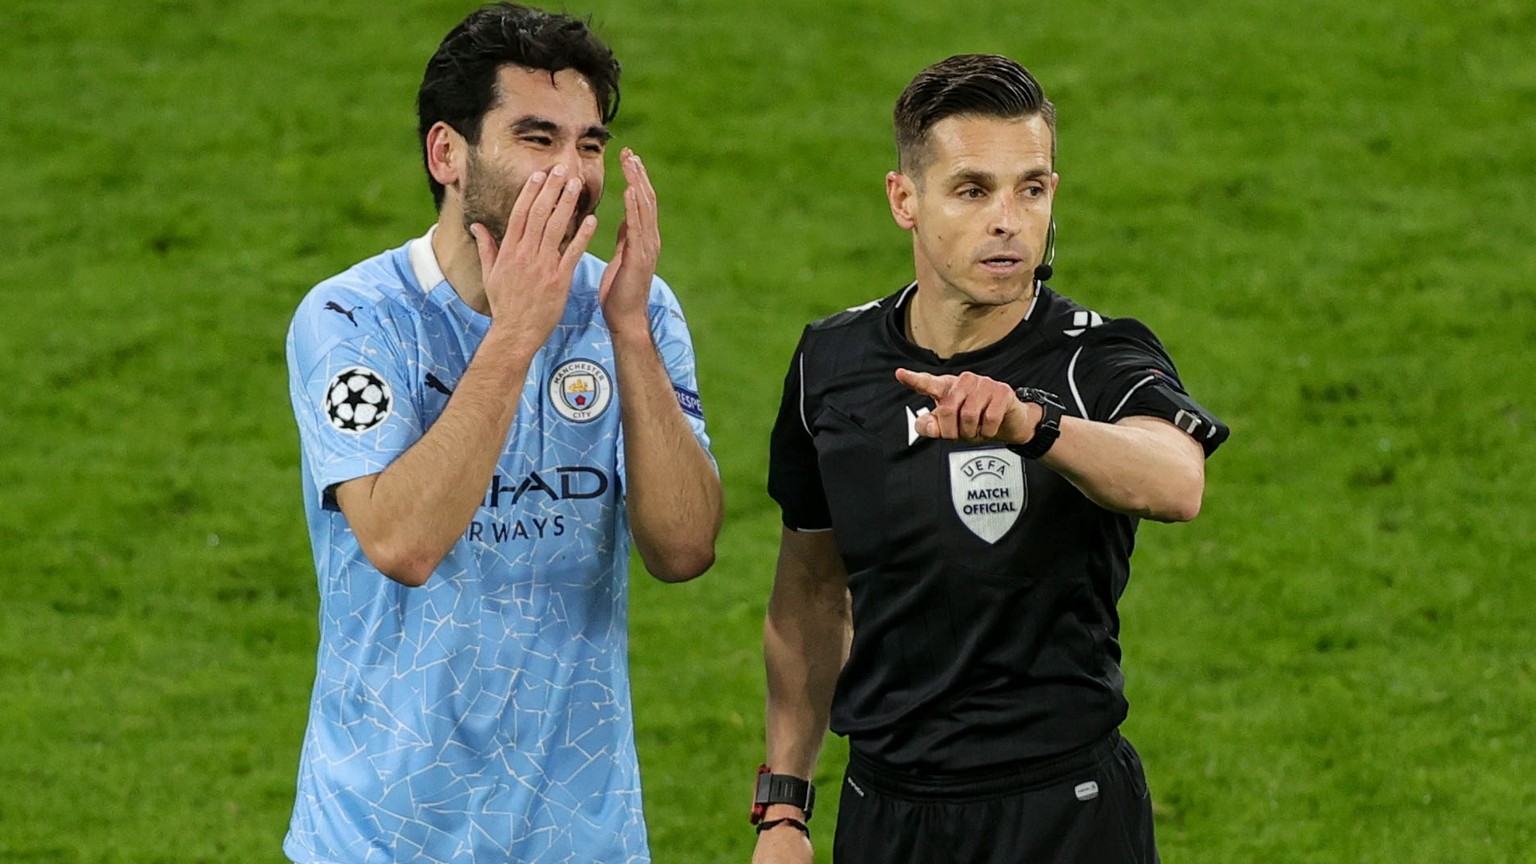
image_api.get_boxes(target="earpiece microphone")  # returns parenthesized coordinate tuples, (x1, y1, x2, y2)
(1036, 218, 1056, 284)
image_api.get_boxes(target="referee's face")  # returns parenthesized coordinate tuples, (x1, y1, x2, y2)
(888, 114, 1058, 308)
(458, 65, 610, 247)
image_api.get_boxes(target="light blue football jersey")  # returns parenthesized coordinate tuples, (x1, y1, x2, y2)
(283, 228, 711, 864)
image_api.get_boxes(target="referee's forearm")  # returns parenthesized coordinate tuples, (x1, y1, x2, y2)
(1042, 415, 1206, 522)
(764, 615, 838, 778)
(763, 529, 850, 778)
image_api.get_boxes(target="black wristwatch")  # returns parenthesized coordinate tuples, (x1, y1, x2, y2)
(1012, 387, 1065, 459)
(750, 765, 815, 824)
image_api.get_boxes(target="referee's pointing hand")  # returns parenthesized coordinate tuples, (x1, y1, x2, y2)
(896, 368, 1041, 445)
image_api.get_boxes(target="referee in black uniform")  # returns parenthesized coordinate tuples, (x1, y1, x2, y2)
(749, 55, 1229, 864)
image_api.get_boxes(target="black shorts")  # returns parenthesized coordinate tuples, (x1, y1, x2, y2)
(832, 732, 1158, 864)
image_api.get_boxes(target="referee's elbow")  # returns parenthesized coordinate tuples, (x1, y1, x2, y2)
(1142, 477, 1204, 523)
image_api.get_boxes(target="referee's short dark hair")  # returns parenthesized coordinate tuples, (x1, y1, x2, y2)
(893, 54, 1056, 177)
(417, 2, 622, 209)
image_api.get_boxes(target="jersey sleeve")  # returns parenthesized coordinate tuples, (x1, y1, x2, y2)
(767, 329, 833, 531)
(286, 288, 425, 510)
(1069, 318, 1230, 456)
(615, 275, 716, 485)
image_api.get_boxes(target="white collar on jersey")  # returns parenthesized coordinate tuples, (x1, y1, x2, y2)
(407, 225, 447, 293)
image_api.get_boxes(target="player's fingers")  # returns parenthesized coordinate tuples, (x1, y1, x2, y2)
(625, 149, 658, 239)
(623, 186, 652, 257)
(469, 223, 498, 278)
(505, 170, 547, 246)
(540, 173, 584, 254)
(598, 221, 627, 299)
(522, 164, 569, 248)
(559, 214, 598, 273)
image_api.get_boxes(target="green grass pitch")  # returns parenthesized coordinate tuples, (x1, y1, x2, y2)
(2, 0, 1533, 861)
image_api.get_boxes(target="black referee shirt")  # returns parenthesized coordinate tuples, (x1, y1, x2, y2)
(768, 283, 1229, 775)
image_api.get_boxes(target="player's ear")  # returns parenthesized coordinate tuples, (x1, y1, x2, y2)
(426, 121, 465, 192)
(887, 171, 917, 231)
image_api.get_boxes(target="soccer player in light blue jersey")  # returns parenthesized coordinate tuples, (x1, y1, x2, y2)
(281, 5, 723, 862)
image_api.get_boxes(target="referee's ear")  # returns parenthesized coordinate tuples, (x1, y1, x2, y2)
(887, 170, 918, 231)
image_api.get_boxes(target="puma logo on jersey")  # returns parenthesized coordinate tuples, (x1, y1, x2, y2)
(324, 301, 359, 325)
(425, 372, 454, 396)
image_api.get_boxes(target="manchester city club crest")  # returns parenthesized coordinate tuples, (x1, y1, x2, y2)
(548, 359, 613, 422)
(948, 448, 1026, 544)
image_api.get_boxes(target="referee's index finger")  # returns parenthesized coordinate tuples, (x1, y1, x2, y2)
(895, 368, 949, 398)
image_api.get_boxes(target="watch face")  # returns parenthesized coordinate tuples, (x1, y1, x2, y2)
(1017, 387, 1064, 410)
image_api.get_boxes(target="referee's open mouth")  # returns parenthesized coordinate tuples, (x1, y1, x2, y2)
(977, 252, 1026, 275)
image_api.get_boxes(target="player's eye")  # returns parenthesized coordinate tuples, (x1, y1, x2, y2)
(958, 186, 986, 200)
(522, 135, 554, 147)
(579, 142, 605, 155)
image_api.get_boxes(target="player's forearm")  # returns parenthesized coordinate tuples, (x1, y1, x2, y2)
(1041, 415, 1206, 522)
(611, 327, 722, 582)
(341, 326, 537, 585)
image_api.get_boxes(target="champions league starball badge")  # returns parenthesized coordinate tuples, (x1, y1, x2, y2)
(324, 366, 393, 434)
(549, 359, 613, 423)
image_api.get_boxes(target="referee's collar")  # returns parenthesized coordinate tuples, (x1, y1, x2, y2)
(894, 281, 1043, 321)
(407, 225, 447, 293)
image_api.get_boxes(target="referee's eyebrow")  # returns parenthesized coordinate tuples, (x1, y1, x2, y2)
(950, 167, 1051, 187)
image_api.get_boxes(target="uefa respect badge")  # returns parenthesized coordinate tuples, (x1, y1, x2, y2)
(548, 359, 613, 423)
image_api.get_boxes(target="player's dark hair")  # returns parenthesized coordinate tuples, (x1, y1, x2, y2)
(893, 54, 1056, 177)
(417, 2, 621, 209)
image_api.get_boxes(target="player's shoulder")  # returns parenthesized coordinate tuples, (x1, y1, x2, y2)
(292, 242, 424, 333)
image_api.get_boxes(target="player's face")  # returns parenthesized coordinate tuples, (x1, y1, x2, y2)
(890, 114, 1058, 308)
(460, 65, 609, 245)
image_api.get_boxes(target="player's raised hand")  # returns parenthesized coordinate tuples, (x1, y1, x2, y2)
(896, 368, 1039, 444)
(470, 164, 598, 350)
(599, 148, 661, 335)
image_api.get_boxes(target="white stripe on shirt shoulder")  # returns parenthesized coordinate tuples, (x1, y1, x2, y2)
(1066, 346, 1089, 418)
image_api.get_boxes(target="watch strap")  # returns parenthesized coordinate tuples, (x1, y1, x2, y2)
(750, 765, 815, 823)
(1013, 387, 1064, 459)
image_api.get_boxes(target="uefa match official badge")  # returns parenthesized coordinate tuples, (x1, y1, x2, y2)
(949, 448, 1026, 543)
(549, 359, 613, 423)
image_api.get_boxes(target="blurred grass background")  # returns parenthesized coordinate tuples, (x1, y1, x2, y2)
(1, 0, 1532, 860)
